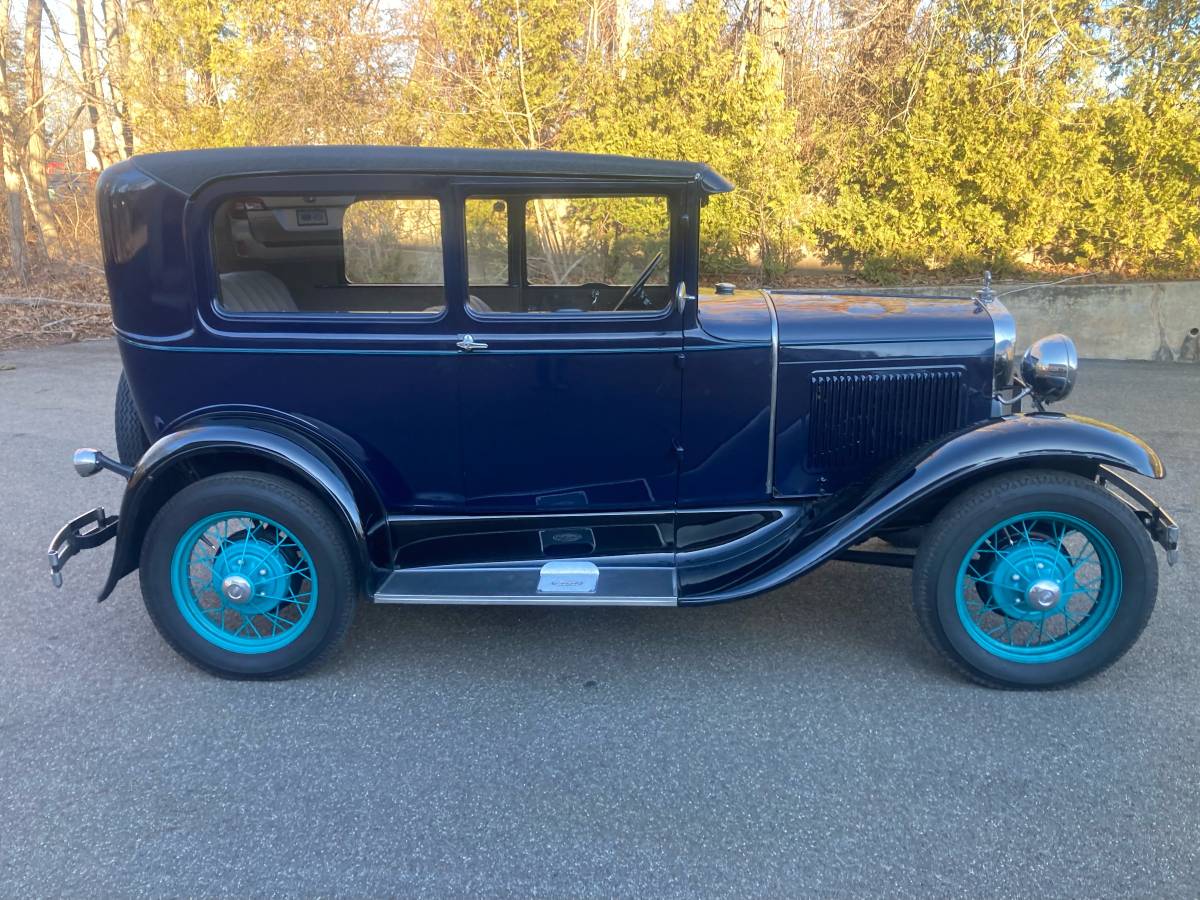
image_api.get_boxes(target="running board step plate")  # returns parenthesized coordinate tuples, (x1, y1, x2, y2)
(374, 561, 677, 606)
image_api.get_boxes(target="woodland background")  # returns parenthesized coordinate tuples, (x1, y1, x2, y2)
(0, 0, 1197, 344)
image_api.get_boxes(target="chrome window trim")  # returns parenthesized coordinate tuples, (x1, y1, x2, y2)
(761, 289, 780, 495)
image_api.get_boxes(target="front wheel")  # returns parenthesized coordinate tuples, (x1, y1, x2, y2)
(140, 472, 357, 679)
(913, 470, 1157, 689)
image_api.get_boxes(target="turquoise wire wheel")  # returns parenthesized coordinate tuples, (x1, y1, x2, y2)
(139, 472, 357, 679)
(912, 470, 1158, 689)
(955, 512, 1121, 662)
(170, 511, 318, 654)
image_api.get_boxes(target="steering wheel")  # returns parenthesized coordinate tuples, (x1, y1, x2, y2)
(614, 251, 664, 311)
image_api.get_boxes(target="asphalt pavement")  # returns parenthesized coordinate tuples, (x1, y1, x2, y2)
(1, 339, 1197, 897)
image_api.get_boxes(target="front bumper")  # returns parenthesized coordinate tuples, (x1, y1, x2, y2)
(47, 506, 119, 587)
(1099, 467, 1181, 566)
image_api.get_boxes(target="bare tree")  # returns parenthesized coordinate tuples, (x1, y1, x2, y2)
(101, 0, 133, 155)
(756, 0, 789, 88)
(0, 0, 29, 281)
(22, 0, 59, 258)
(76, 0, 121, 167)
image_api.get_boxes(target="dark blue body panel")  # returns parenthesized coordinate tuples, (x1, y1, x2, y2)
(773, 341, 995, 495)
(770, 291, 993, 345)
(96, 419, 392, 600)
(679, 291, 775, 505)
(117, 340, 463, 510)
(678, 413, 1166, 602)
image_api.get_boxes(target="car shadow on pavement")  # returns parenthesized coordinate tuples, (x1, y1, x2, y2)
(325, 561, 958, 687)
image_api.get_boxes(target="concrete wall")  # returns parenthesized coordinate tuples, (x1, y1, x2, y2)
(903, 280, 1200, 362)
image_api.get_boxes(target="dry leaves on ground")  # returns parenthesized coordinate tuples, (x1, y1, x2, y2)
(0, 266, 111, 350)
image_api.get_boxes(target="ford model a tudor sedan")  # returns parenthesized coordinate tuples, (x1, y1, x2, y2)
(49, 146, 1179, 686)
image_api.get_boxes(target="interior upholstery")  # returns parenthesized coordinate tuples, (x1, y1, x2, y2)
(219, 271, 298, 313)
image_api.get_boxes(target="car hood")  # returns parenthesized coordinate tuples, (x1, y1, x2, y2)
(768, 291, 994, 346)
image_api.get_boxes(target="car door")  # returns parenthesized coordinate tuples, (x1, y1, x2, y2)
(449, 185, 687, 514)
(186, 173, 465, 515)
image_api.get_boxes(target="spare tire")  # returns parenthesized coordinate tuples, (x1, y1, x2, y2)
(114, 371, 151, 465)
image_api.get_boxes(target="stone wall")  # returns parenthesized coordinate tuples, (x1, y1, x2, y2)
(903, 281, 1200, 362)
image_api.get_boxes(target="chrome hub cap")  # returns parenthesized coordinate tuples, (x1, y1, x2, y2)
(1025, 579, 1062, 610)
(221, 574, 253, 603)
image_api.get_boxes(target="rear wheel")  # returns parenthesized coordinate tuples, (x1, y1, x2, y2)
(913, 470, 1157, 689)
(139, 472, 357, 679)
(114, 372, 150, 465)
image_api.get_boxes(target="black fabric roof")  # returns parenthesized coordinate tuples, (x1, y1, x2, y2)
(130, 145, 734, 196)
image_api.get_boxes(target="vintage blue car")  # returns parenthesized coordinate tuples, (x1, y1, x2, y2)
(49, 147, 1179, 686)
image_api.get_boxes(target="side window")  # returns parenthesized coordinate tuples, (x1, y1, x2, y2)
(526, 196, 668, 289)
(343, 198, 443, 287)
(465, 198, 509, 285)
(212, 195, 445, 315)
(464, 194, 671, 315)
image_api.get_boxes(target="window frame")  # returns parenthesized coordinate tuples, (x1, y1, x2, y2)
(195, 174, 456, 336)
(455, 179, 684, 323)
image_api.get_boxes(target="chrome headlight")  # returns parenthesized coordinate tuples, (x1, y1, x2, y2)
(987, 298, 1016, 388)
(1021, 334, 1078, 404)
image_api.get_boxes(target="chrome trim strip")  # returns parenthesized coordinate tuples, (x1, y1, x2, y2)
(375, 563, 678, 606)
(387, 506, 786, 524)
(982, 296, 1016, 391)
(761, 289, 780, 495)
(374, 595, 677, 607)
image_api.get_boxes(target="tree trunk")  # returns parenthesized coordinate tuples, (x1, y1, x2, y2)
(614, 0, 631, 79)
(77, 0, 121, 167)
(756, 0, 789, 89)
(100, 0, 134, 157)
(0, 12, 28, 283)
(22, 0, 60, 259)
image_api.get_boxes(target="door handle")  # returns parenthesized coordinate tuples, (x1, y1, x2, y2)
(456, 334, 488, 352)
(675, 281, 696, 312)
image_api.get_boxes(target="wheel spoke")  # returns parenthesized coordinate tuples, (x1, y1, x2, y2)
(954, 511, 1121, 660)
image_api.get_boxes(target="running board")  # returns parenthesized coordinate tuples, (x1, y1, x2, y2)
(373, 560, 678, 606)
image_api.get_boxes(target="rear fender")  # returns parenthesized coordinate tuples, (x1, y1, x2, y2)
(97, 420, 390, 601)
(682, 413, 1164, 602)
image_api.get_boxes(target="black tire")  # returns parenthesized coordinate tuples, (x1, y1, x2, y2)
(913, 469, 1157, 689)
(114, 371, 151, 466)
(139, 472, 357, 679)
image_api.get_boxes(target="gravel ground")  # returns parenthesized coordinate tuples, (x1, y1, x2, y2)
(1, 339, 1197, 898)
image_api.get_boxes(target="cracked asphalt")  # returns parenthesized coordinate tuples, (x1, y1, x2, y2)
(1, 339, 1197, 897)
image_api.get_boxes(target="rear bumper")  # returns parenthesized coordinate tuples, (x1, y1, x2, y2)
(47, 507, 120, 587)
(1099, 467, 1180, 566)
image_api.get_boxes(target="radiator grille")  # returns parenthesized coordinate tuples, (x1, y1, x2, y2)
(807, 368, 967, 470)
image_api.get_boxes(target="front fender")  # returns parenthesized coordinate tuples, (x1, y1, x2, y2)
(97, 421, 388, 601)
(683, 413, 1164, 602)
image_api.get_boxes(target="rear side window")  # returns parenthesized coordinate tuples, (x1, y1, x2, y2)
(343, 199, 444, 286)
(211, 195, 445, 315)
